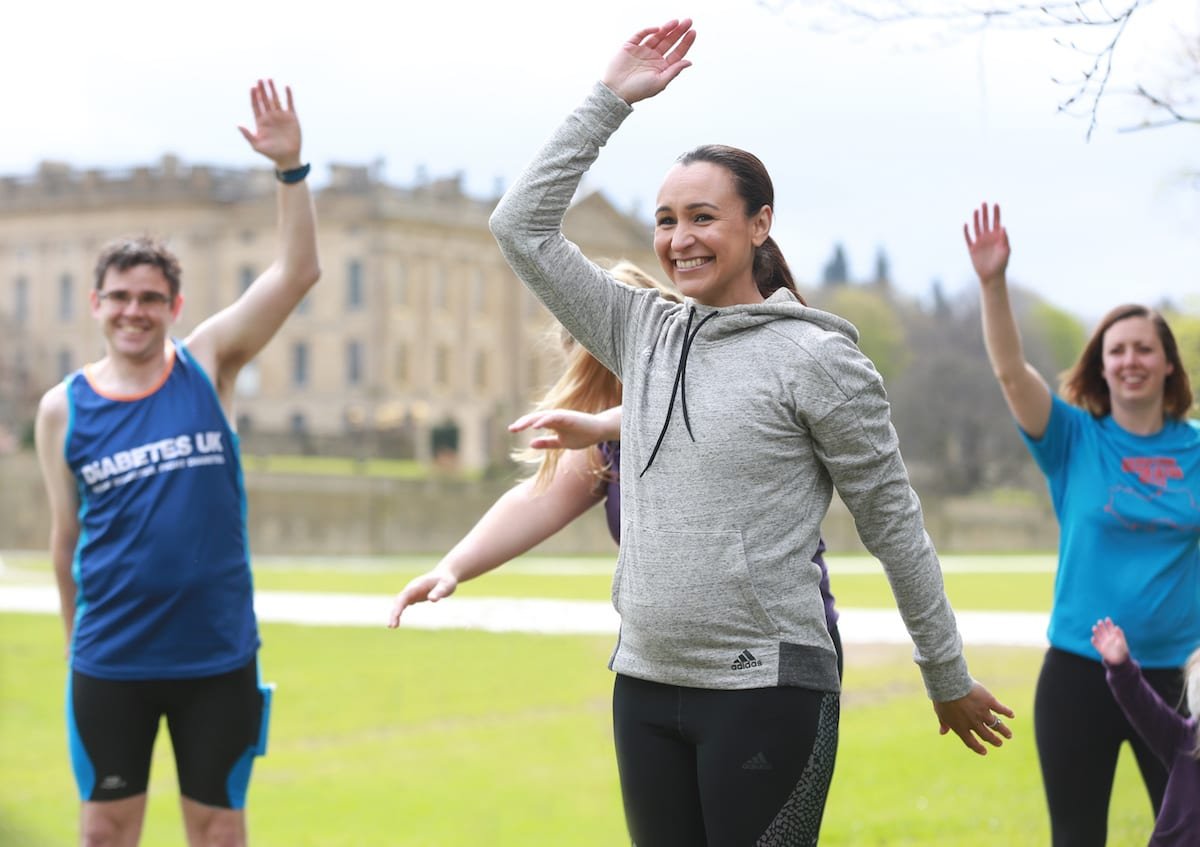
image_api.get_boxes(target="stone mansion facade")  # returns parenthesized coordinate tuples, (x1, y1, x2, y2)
(0, 156, 662, 469)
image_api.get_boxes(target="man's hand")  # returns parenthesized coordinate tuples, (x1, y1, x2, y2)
(933, 681, 1015, 755)
(237, 79, 302, 170)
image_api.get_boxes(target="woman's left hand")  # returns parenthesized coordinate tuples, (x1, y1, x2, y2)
(602, 18, 697, 104)
(509, 407, 619, 450)
(933, 682, 1015, 755)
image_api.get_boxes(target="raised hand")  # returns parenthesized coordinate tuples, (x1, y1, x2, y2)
(963, 202, 1010, 287)
(237, 79, 302, 170)
(387, 570, 459, 628)
(509, 408, 619, 450)
(602, 19, 697, 104)
(1091, 617, 1130, 666)
(933, 682, 1015, 755)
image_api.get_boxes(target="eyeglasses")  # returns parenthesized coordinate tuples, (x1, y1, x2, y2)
(98, 290, 174, 308)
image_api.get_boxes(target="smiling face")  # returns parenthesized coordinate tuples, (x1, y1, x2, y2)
(91, 264, 182, 362)
(653, 161, 771, 307)
(1100, 315, 1174, 412)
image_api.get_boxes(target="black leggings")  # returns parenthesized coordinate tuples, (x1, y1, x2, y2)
(612, 674, 839, 847)
(1035, 647, 1185, 847)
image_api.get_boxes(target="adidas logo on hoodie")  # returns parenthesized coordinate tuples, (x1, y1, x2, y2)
(731, 650, 762, 670)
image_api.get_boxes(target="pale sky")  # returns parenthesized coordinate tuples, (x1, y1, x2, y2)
(4, 0, 1197, 323)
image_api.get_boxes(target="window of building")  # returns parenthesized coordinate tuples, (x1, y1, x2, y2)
(292, 342, 309, 387)
(347, 260, 364, 310)
(474, 351, 489, 391)
(471, 268, 486, 316)
(394, 344, 408, 385)
(58, 274, 74, 321)
(346, 339, 363, 386)
(235, 361, 261, 398)
(435, 345, 450, 387)
(13, 276, 28, 323)
(296, 293, 312, 315)
(290, 412, 307, 434)
(57, 347, 73, 378)
(394, 262, 407, 307)
(432, 265, 447, 311)
(239, 265, 256, 295)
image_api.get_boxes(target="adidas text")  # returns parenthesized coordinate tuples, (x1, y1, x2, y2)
(731, 650, 761, 671)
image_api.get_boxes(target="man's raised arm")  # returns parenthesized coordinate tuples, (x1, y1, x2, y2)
(186, 79, 320, 400)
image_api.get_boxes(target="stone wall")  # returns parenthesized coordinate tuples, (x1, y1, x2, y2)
(0, 452, 1057, 556)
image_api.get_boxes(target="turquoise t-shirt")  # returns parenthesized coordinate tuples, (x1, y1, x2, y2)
(1021, 396, 1200, 667)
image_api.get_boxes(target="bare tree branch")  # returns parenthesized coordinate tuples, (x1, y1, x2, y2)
(759, 0, 1197, 137)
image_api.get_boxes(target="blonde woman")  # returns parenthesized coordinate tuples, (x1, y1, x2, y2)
(386, 262, 673, 616)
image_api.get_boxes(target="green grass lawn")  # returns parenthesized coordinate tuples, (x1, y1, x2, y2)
(0, 553, 1157, 846)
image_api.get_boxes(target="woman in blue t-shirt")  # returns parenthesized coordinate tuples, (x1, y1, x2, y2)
(966, 202, 1200, 845)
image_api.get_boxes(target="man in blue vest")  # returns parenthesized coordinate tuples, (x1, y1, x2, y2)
(34, 79, 320, 847)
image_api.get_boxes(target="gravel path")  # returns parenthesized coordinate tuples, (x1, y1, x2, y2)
(0, 584, 1048, 646)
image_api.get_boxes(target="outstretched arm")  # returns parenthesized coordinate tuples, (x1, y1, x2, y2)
(963, 203, 1051, 438)
(1093, 617, 1193, 763)
(388, 447, 604, 626)
(489, 23, 695, 379)
(509, 406, 622, 450)
(186, 80, 321, 409)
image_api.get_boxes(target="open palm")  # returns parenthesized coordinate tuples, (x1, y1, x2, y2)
(602, 19, 696, 104)
(237, 79, 302, 168)
(963, 202, 1010, 285)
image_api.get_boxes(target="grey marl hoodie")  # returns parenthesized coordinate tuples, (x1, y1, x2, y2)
(490, 81, 973, 702)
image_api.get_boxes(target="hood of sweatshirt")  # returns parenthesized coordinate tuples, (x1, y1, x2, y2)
(683, 287, 859, 343)
(638, 286, 861, 477)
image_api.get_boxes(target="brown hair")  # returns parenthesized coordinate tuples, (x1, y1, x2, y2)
(94, 236, 182, 299)
(675, 145, 805, 304)
(1059, 304, 1192, 419)
(517, 261, 682, 491)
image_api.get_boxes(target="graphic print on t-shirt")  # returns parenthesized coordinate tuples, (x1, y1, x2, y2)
(1107, 455, 1200, 532)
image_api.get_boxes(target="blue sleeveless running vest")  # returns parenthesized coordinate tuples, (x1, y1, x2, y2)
(64, 342, 258, 679)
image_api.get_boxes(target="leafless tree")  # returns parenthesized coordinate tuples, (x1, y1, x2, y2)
(758, 0, 1199, 139)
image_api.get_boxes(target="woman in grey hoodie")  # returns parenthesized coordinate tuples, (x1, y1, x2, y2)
(489, 18, 1013, 846)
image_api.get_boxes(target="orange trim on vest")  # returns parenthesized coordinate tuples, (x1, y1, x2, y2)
(83, 344, 177, 402)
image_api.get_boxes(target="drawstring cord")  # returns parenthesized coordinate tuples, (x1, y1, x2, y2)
(639, 307, 720, 477)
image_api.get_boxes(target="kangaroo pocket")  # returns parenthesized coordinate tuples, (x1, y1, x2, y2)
(618, 526, 776, 651)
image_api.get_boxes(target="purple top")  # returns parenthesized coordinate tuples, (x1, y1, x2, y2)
(599, 442, 838, 630)
(1106, 658, 1200, 845)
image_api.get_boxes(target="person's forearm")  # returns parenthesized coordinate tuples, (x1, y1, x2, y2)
(978, 277, 1032, 387)
(489, 83, 635, 375)
(275, 178, 320, 292)
(49, 526, 77, 644)
(978, 277, 1052, 435)
(438, 472, 600, 583)
(596, 406, 622, 442)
